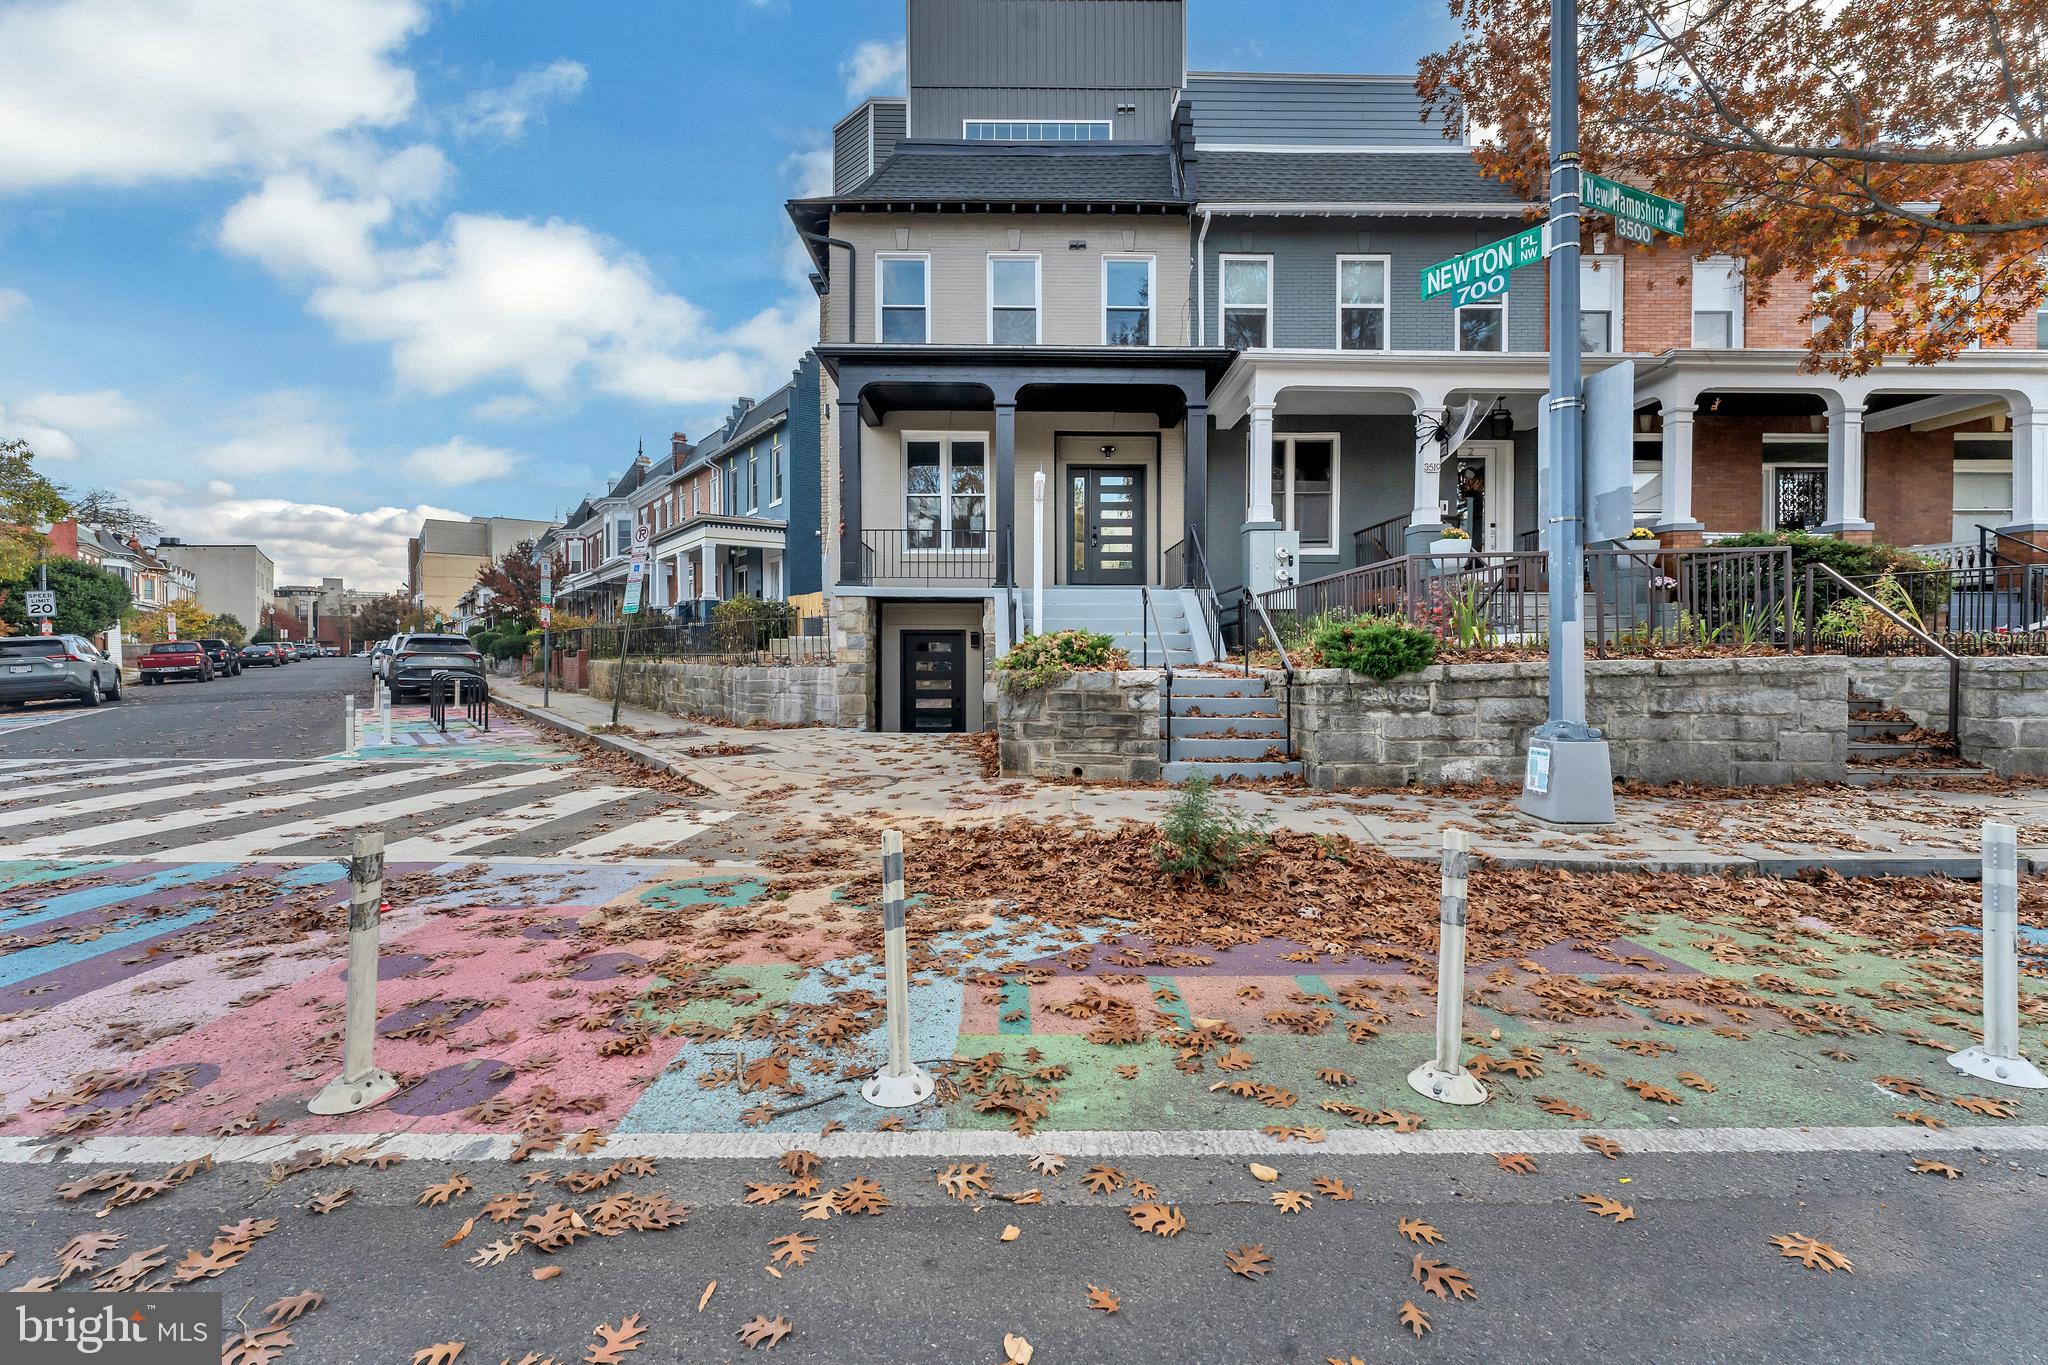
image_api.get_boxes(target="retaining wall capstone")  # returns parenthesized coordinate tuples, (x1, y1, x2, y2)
(1290, 656, 1851, 788)
(997, 669, 1163, 782)
(587, 657, 854, 728)
(1848, 656, 2048, 777)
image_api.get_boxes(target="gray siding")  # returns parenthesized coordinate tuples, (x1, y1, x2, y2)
(1201, 414, 1415, 593)
(1186, 74, 1454, 147)
(1199, 216, 1545, 352)
(907, 0, 1185, 141)
(834, 100, 908, 193)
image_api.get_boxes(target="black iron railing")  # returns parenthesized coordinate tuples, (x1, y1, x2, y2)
(1352, 513, 1412, 567)
(856, 528, 997, 585)
(584, 604, 833, 664)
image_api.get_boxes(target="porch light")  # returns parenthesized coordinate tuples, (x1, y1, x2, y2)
(1482, 399, 1515, 440)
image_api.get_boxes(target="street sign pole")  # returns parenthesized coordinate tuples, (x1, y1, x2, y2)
(1520, 0, 1616, 826)
(539, 558, 553, 709)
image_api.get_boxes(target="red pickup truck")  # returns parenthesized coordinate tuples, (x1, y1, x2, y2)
(139, 641, 215, 684)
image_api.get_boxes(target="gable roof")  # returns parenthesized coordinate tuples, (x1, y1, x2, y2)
(1194, 149, 1527, 211)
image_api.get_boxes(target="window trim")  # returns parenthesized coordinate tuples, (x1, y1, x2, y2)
(1690, 255, 1745, 348)
(1334, 253, 1391, 352)
(1101, 253, 1157, 346)
(745, 444, 759, 513)
(1219, 254, 1274, 350)
(1760, 435, 1831, 533)
(875, 251, 932, 343)
(1579, 254, 1624, 354)
(769, 431, 784, 506)
(962, 118, 1111, 142)
(1953, 432, 2015, 539)
(985, 252, 1043, 345)
(1271, 432, 1343, 556)
(1454, 295, 1508, 353)
(900, 431, 992, 554)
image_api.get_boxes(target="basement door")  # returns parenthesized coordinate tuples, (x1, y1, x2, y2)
(899, 630, 967, 733)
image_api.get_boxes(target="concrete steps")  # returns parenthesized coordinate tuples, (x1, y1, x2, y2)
(1029, 587, 1211, 667)
(1842, 688, 1990, 784)
(1163, 672, 1301, 783)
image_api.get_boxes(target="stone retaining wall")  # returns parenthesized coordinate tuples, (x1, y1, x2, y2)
(1291, 656, 1851, 788)
(1848, 657, 2048, 777)
(997, 670, 1163, 782)
(587, 657, 854, 728)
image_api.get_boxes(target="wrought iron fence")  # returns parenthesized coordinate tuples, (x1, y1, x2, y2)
(1351, 512, 1412, 567)
(1260, 545, 1799, 657)
(1803, 562, 2048, 655)
(571, 603, 834, 665)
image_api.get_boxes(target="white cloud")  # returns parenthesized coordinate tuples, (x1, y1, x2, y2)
(0, 287, 26, 321)
(0, 403, 82, 461)
(785, 146, 834, 199)
(14, 389, 143, 431)
(400, 436, 521, 486)
(200, 391, 360, 476)
(219, 173, 396, 283)
(472, 394, 543, 422)
(840, 39, 906, 99)
(0, 0, 426, 193)
(451, 60, 587, 141)
(128, 479, 468, 589)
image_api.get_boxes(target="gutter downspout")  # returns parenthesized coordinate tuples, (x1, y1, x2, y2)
(798, 229, 857, 343)
(1194, 209, 1212, 347)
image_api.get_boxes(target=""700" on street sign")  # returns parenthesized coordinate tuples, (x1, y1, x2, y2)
(1420, 224, 1545, 306)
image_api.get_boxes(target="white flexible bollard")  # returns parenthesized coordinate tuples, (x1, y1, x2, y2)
(381, 688, 393, 745)
(1949, 821, 2047, 1089)
(309, 831, 401, 1114)
(861, 829, 934, 1108)
(343, 692, 356, 752)
(1407, 828, 1489, 1105)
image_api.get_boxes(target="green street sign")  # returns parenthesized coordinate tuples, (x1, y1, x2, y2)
(622, 579, 643, 615)
(1582, 173, 1684, 242)
(1420, 224, 1544, 306)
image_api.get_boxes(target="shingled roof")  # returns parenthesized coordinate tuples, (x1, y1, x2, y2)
(832, 140, 1185, 206)
(1194, 150, 1526, 210)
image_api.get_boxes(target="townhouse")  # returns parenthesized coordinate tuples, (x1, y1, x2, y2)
(789, 0, 2048, 734)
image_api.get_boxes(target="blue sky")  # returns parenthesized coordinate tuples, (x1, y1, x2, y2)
(0, 0, 1456, 587)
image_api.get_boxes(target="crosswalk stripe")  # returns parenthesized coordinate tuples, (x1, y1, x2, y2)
(3, 762, 472, 858)
(153, 764, 568, 860)
(0, 759, 204, 799)
(0, 760, 301, 826)
(554, 808, 733, 858)
(379, 785, 643, 859)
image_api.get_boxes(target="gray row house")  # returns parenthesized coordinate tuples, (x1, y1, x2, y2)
(790, 0, 2048, 735)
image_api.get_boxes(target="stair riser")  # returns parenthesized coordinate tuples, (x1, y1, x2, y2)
(1169, 697, 1282, 717)
(1172, 738, 1289, 761)
(1171, 675, 1266, 697)
(1164, 760, 1302, 783)
(1169, 715, 1286, 738)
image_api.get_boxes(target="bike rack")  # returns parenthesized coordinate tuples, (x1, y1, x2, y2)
(428, 671, 490, 735)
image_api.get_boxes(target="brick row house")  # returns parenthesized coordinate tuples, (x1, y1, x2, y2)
(787, 0, 2048, 734)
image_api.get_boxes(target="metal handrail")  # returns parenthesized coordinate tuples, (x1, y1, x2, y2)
(1809, 562, 1963, 749)
(1240, 588, 1296, 760)
(1140, 586, 1174, 765)
(1353, 512, 1412, 567)
(1979, 523, 2042, 569)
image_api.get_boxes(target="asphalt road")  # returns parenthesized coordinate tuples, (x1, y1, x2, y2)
(1, 1149, 2041, 1363)
(0, 654, 367, 760)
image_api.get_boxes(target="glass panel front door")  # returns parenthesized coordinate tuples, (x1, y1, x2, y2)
(1067, 466, 1147, 585)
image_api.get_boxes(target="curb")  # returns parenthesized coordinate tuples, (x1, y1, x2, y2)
(491, 691, 728, 793)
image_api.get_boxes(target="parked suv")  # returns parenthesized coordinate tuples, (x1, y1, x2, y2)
(197, 638, 242, 677)
(386, 633, 484, 701)
(0, 634, 121, 708)
(138, 640, 213, 685)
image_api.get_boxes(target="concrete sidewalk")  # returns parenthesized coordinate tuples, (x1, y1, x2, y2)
(492, 678, 2048, 878)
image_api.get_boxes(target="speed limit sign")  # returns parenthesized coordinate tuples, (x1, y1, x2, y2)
(25, 589, 56, 618)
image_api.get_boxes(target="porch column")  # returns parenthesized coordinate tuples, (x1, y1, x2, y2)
(836, 396, 862, 584)
(1655, 404, 1703, 532)
(701, 542, 717, 600)
(993, 400, 1017, 586)
(1408, 404, 1448, 551)
(2008, 408, 2048, 534)
(1183, 402, 1209, 561)
(1821, 403, 1874, 537)
(1246, 401, 1277, 525)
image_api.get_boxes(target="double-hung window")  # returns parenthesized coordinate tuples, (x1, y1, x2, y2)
(1455, 298, 1505, 352)
(612, 515, 632, 559)
(725, 461, 741, 514)
(1269, 436, 1340, 554)
(1336, 255, 1388, 350)
(770, 432, 784, 505)
(1579, 256, 1622, 352)
(1220, 256, 1272, 348)
(988, 254, 1040, 344)
(904, 436, 988, 551)
(1691, 256, 1743, 347)
(1103, 255, 1154, 345)
(744, 446, 759, 512)
(878, 254, 930, 342)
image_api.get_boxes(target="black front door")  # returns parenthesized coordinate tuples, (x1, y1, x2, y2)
(1068, 466, 1146, 585)
(900, 631, 967, 732)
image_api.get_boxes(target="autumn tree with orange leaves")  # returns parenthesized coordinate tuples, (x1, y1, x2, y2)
(1418, 0, 2048, 373)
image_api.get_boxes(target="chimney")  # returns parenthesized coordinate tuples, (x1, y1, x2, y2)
(671, 432, 689, 461)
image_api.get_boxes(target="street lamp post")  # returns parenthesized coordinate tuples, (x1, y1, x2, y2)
(1519, 0, 1616, 825)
